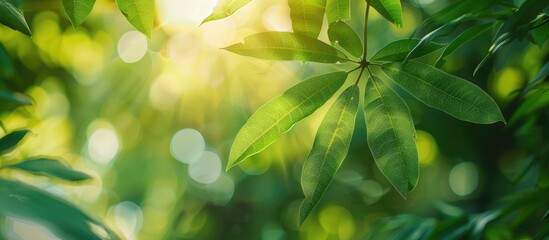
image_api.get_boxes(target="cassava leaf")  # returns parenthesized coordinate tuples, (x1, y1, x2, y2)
(436, 23, 493, 67)
(202, 0, 253, 24)
(326, 0, 350, 23)
(224, 32, 349, 63)
(300, 85, 359, 224)
(382, 62, 505, 124)
(370, 0, 402, 27)
(288, 0, 326, 38)
(2, 158, 91, 181)
(328, 21, 363, 58)
(364, 75, 418, 198)
(0, 178, 119, 240)
(0, 0, 31, 36)
(62, 0, 96, 27)
(227, 71, 348, 169)
(115, 0, 154, 38)
(370, 39, 444, 62)
(0, 129, 30, 154)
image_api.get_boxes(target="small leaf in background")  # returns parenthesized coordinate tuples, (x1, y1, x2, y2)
(224, 32, 349, 63)
(531, 21, 549, 48)
(0, 129, 29, 154)
(405, 15, 468, 62)
(370, 39, 444, 62)
(510, 88, 549, 126)
(416, 0, 497, 33)
(2, 158, 91, 181)
(325, 0, 350, 23)
(328, 21, 363, 58)
(0, 178, 119, 240)
(435, 23, 493, 67)
(0, 0, 31, 36)
(115, 0, 155, 38)
(300, 85, 359, 224)
(62, 0, 96, 27)
(227, 71, 348, 169)
(382, 62, 505, 124)
(202, 0, 253, 24)
(288, 0, 326, 38)
(370, 0, 402, 27)
(0, 43, 15, 79)
(364, 75, 418, 198)
(0, 89, 32, 106)
(520, 61, 549, 97)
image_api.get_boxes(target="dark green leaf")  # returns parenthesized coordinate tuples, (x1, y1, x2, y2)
(520, 60, 549, 96)
(115, 0, 155, 38)
(227, 72, 348, 169)
(62, 0, 96, 27)
(2, 158, 91, 181)
(328, 21, 363, 58)
(532, 20, 549, 47)
(416, 0, 498, 33)
(300, 85, 359, 224)
(0, 43, 15, 79)
(202, 0, 253, 24)
(224, 32, 349, 63)
(0, 89, 32, 106)
(0, 129, 29, 154)
(370, 0, 402, 27)
(0, 0, 31, 36)
(326, 0, 350, 23)
(364, 75, 418, 198)
(382, 62, 505, 124)
(510, 88, 549, 126)
(0, 178, 119, 240)
(436, 23, 493, 67)
(370, 39, 444, 62)
(288, 0, 326, 38)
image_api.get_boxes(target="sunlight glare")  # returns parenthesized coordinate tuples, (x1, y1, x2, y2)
(118, 31, 148, 63)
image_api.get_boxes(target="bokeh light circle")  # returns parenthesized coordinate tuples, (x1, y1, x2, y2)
(170, 128, 205, 164)
(188, 151, 222, 184)
(449, 162, 480, 197)
(117, 31, 148, 63)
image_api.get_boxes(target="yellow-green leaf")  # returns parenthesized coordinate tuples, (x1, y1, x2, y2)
(115, 0, 155, 38)
(62, 0, 96, 27)
(202, 0, 253, 24)
(300, 85, 359, 224)
(227, 72, 348, 170)
(326, 0, 350, 23)
(364, 75, 418, 198)
(328, 21, 363, 58)
(288, 0, 326, 38)
(370, 0, 402, 27)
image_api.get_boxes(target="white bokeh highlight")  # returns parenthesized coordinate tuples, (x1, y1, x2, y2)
(117, 31, 148, 63)
(188, 151, 221, 184)
(170, 128, 205, 164)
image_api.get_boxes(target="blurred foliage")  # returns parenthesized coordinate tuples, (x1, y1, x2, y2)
(0, 0, 547, 239)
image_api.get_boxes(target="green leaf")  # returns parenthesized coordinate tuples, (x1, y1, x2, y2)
(0, 43, 15, 79)
(202, 0, 253, 24)
(2, 158, 91, 181)
(370, 39, 444, 62)
(435, 23, 493, 67)
(0, 129, 29, 154)
(0, 178, 119, 240)
(288, 0, 326, 38)
(521, 61, 549, 96)
(416, 0, 498, 33)
(224, 32, 349, 63)
(326, 0, 350, 23)
(364, 75, 418, 198)
(62, 0, 96, 27)
(328, 21, 363, 58)
(510, 88, 549, 126)
(227, 72, 348, 169)
(0, 89, 32, 106)
(382, 62, 505, 124)
(115, 0, 155, 38)
(370, 0, 403, 27)
(0, 0, 31, 36)
(532, 20, 549, 47)
(300, 85, 359, 225)
(405, 15, 468, 62)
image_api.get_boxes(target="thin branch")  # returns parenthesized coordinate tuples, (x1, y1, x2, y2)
(363, 0, 371, 60)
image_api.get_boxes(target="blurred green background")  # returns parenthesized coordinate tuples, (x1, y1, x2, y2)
(0, 0, 547, 239)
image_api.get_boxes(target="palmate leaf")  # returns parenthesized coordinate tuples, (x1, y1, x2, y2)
(224, 32, 349, 63)
(115, 0, 155, 38)
(327, 21, 363, 58)
(435, 23, 493, 67)
(364, 76, 418, 198)
(382, 62, 504, 124)
(0, 0, 31, 36)
(62, 0, 96, 27)
(370, 0, 403, 27)
(227, 72, 348, 169)
(0, 129, 29, 154)
(2, 158, 91, 181)
(370, 39, 444, 62)
(288, 0, 327, 38)
(300, 85, 359, 224)
(0, 178, 119, 239)
(326, 0, 350, 23)
(202, 0, 253, 24)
